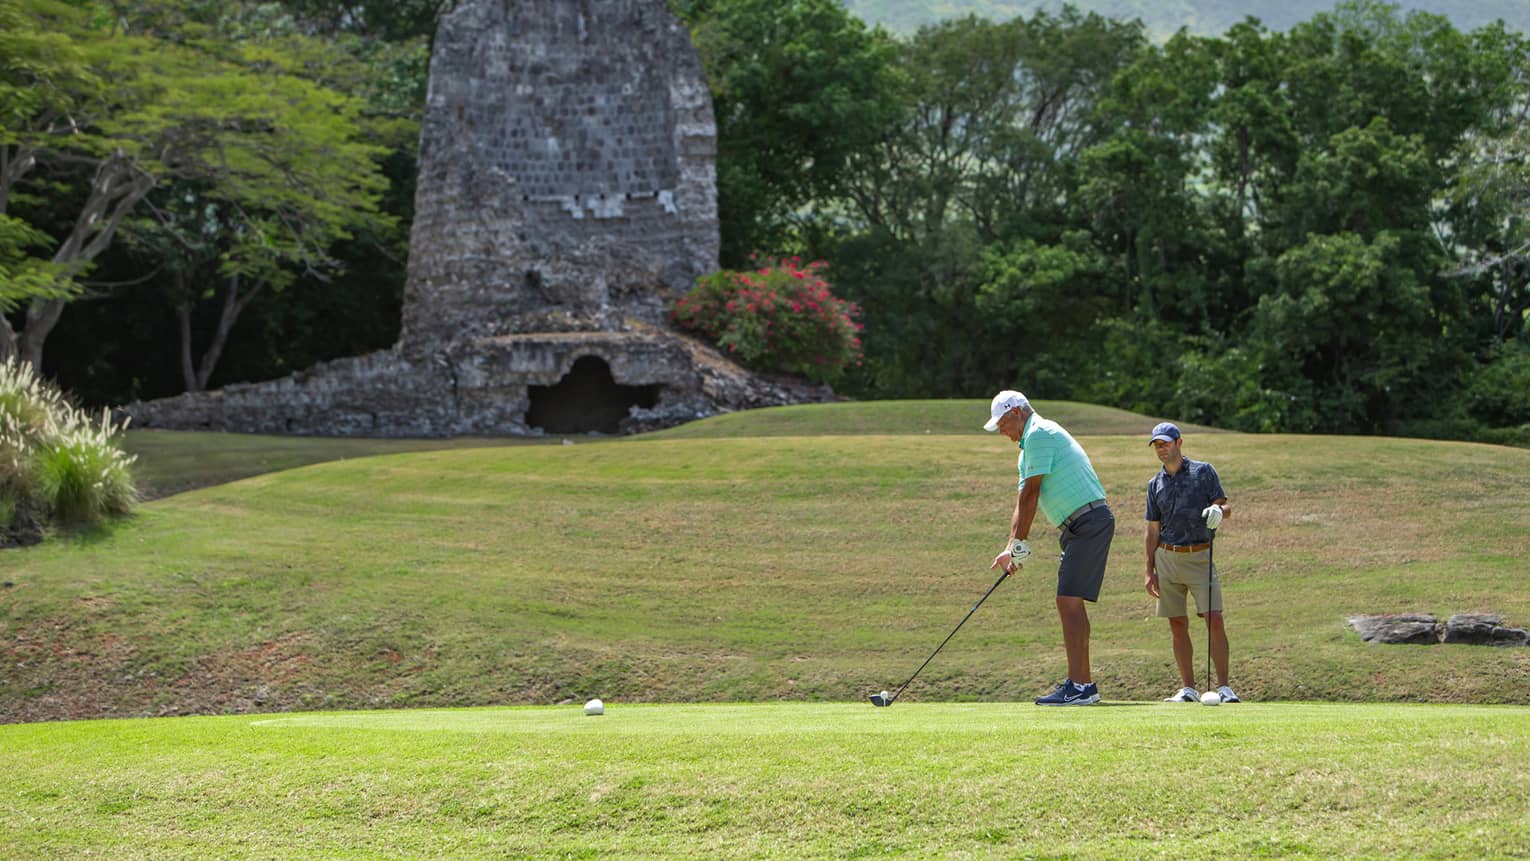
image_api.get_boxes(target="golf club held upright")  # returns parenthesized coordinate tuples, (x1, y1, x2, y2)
(1206, 527, 1216, 695)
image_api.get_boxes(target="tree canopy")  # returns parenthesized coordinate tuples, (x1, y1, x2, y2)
(1, 0, 410, 392)
(689, 0, 1530, 440)
(7, 0, 1530, 444)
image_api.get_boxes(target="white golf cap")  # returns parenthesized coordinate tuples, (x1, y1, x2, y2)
(983, 390, 1030, 432)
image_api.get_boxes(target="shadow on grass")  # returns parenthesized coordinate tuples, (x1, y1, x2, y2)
(46, 511, 141, 548)
(125, 430, 557, 501)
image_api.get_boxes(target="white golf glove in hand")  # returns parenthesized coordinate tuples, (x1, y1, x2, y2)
(1009, 538, 1031, 564)
(1202, 504, 1224, 530)
(992, 538, 1031, 573)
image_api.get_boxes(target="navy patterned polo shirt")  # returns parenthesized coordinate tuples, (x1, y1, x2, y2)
(1145, 457, 1226, 546)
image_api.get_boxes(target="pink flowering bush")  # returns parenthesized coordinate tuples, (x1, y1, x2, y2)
(671, 256, 863, 384)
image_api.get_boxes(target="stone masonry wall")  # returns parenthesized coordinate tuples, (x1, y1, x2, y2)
(398, 0, 719, 352)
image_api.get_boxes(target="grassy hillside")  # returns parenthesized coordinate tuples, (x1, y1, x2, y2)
(4, 400, 1527, 722)
(642, 398, 1221, 438)
(123, 400, 1212, 497)
(3, 702, 1527, 857)
(846, 0, 1530, 37)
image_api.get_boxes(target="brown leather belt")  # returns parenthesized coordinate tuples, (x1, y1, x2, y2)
(1158, 541, 1210, 553)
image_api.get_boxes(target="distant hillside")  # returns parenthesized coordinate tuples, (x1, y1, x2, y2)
(844, 0, 1528, 37)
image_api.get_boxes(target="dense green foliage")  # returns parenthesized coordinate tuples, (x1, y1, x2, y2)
(687, 0, 1530, 441)
(3, 703, 1529, 856)
(690, 0, 908, 263)
(7, 0, 1530, 443)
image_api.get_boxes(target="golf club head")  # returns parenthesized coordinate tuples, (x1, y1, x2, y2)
(869, 693, 892, 707)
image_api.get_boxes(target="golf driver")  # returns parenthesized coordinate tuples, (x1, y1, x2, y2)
(870, 568, 1011, 707)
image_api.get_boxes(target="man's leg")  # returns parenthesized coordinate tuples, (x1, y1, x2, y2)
(1206, 610, 1230, 687)
(1057, 595, 1091, 684)
(1049, 505, 1112, 696)
(1168, 615, 1195, 687)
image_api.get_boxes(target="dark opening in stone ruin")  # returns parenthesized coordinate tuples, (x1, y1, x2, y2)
(526, 355, 661, 434)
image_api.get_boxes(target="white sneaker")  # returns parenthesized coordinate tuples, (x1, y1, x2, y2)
(1218, 685, 1241, 703)
(1164, 686, 1199, 702)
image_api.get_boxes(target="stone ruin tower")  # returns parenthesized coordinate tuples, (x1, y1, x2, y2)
(124, 0, 827, 437)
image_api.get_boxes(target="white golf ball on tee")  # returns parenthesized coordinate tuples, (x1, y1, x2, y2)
(584, 698, 604, 716)
(1200, 690, 1222, 706)
(881, 690, 890, 699)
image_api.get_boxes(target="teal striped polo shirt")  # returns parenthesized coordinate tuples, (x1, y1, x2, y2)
(1017, 413, 1107, 527)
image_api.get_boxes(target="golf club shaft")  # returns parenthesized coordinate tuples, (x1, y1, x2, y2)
(1206, 530, 1215, 694)
(889, 569, 1011, 703)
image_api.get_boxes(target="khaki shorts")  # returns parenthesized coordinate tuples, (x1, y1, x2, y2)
(1154, 547, 1222, 618)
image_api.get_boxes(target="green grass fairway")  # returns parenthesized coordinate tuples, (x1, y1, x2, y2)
(2, 701, 1527, 858)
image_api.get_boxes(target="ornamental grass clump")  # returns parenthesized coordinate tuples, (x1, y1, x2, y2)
(1, 416, 28, 533)
(0, 358, 137, 543)
(670, 256, 863, 384)
(0, 356, 65, 438)
(32, 409, 138, 527)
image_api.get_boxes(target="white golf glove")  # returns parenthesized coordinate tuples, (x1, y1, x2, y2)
(1202, 504, 1224, 530)
(1008, 538, 1031, 563)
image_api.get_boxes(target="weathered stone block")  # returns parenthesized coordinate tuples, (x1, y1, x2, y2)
(1347, 614, 1441, 644)
(1348, 613, 1530, 646)
(1444, 614, 1530, 646)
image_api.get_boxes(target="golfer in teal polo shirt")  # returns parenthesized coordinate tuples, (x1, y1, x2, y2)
(986, 390, 1116, 705)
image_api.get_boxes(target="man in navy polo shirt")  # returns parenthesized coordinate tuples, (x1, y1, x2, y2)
(1143, 422, 1241, 703)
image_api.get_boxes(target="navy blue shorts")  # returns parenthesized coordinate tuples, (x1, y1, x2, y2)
(1057, 505, 1114, 602)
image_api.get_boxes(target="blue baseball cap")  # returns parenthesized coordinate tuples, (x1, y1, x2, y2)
(1148, 422, 1181, 445)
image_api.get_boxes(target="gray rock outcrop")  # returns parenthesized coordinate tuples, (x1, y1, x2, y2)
(1347, 613, 1529, 646)
(1443, 614, 1530, 646)
(1348, 614, 1443, 645)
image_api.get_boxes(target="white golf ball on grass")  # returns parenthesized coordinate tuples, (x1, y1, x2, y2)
(584, 698, 604, 716)
(1200, 690, 1222, 706)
